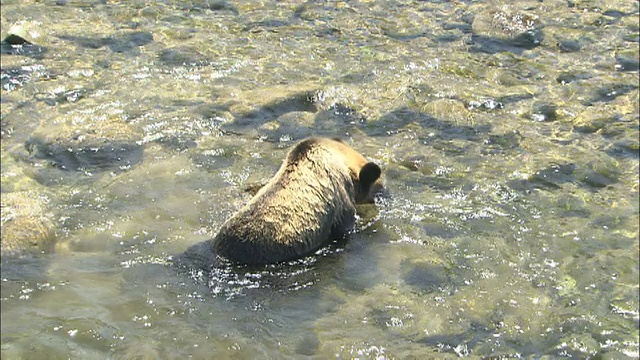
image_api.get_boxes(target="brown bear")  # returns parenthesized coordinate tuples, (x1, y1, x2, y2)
(178, 137, 382, 267)
(1, 191, 56, 257)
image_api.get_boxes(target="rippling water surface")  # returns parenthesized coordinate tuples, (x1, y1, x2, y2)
(1, 0, 638, 358)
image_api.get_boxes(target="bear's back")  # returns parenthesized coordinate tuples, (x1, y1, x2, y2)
(213, 139, 359, 265)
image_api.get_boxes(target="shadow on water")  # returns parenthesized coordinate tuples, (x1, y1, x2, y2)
(400, 261, 465, 294)
(224, 90, 318, 127)
(219, 90, 389, 140)
(469, 33, 543, 55)
(219, 89, 495, 150)
(24, 137, 144, 173)
(606, 139, 640, 160)
(370, 107, 492, 139)
(508, 162, 620, 193)
(58, 31, 153, 55)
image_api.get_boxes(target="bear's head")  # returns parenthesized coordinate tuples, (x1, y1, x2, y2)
(324, 138, 383, 204)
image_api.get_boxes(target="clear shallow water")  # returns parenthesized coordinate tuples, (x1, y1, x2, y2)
(1, 0, 638, 358)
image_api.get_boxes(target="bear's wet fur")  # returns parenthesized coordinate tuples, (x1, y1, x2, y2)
(178, 137, 382, 267)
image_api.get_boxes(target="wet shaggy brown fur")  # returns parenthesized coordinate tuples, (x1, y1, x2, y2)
(181, 137, 382, 266)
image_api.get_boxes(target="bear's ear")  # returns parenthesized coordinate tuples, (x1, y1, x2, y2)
(359, 162, 381, 187)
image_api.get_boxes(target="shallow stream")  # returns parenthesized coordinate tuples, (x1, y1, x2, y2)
(1, 0, 638, 358)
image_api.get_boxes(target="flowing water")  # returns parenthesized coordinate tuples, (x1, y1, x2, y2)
(1, 0, 638, 358)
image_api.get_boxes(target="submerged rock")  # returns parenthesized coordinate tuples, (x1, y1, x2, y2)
(470, 6, 543, 53)
(556, 71, 592, 84)
(615, 49, 640, 72)
(572, 107, 617, 133)
(1, 32, 47, 59)
(421, 99, 472, 125)
(588, 82, 638, 104)
(514, 159, 620, 192)
(58, 31, 152, 55)
(556, 38, 583, 53)
(525, 163, 577, 190)
(530, 101, 558, 122)
(257, 111, 316, 140)
(26, 116, 144, 171)
(159, 46, 210, 67)
(3, 34, 31, 45)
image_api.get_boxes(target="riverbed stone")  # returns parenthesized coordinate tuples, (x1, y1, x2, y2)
(26, 116, 144, 171)
(258, 111, 316, 140)
(572, 106, 617, 133)
(470, 5, 544, 53)
(422, 99, 472, 125)
(159, 46, 210, 67)
(556, 71, 592, 84)
(1, 22, 48, 60)
(616, 49, 640, 72)
(530, 101, 558, 122)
